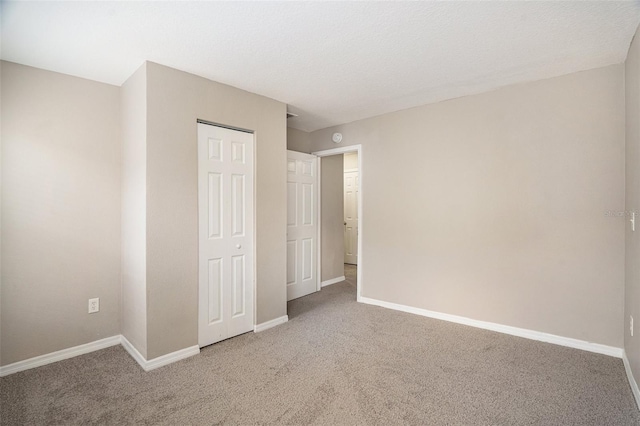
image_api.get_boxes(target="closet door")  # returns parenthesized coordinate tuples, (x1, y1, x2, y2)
(198, 123, 254, 347)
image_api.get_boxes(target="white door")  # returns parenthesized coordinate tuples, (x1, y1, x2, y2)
(198, 123, 254, 347)
(287, 150, 318, 301)
(344, 170, 359, 265)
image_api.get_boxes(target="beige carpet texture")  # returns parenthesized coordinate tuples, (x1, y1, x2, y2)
(1, 265, 639, 425)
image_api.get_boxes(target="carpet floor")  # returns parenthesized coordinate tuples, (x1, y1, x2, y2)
(1, 265, 639, 425)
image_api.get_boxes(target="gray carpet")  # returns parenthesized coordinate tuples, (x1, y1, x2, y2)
(2, 265, 639, 425)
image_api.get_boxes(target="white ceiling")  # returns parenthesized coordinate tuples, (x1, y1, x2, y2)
(2, 1, 639, 132)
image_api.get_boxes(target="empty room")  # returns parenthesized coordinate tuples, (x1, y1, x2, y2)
(2, 1, 640, 424)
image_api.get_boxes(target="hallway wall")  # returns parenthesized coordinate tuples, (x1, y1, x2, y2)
(321, 155, 345, 283)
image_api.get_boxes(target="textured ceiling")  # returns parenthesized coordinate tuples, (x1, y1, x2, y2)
(2, 1, 639, 132)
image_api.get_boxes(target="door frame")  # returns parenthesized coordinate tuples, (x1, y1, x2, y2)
(312, 144, 363, 301)
(196, 120, 258, 342)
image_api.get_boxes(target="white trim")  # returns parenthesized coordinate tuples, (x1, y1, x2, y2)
(344, 167, 358, 173)
(0, 335, 121, 377)
(254, 315, 288, 333)
(0, 335, 201, 376)
(253, 129, 258, 338)
(121, 335, 200, 372)
(321, 276, 346, 287)
(313, 144, 363, 302)
(144, 346, 200, 372)
(357, 147, 362, 301)
(316, 156, 323, 291)
(623, 350, 640, 410)
(313, 145, 360, 157)
(359, 296, 623, 358)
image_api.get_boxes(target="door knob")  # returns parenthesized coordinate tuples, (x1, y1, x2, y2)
(236, 244, 242, 249)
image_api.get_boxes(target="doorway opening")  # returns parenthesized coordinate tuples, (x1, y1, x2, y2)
(313, 145, 363, 301)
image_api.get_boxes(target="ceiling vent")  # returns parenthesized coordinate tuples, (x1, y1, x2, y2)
(286, 112, 298, 119)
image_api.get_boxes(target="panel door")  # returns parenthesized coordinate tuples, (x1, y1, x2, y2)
(287, 150, 318, 301)
(198, 123, 254, 347)
(344, 171, 359, 265)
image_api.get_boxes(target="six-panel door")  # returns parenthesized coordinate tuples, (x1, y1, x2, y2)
(286, 150, 318, 301)
(198, 123, 254, 347)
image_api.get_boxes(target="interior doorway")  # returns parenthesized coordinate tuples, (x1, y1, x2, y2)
(313, 145, 363, 301)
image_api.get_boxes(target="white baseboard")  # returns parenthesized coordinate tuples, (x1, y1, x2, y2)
(143, 345, 200, 372)
(0, 335, 200, 377)
(623, 350, 640, 410)
(121, 335, 199, 372)
(359, 296, 623, 358)
(321, 276, 346, 287)
(254, 315, 288, 333)
(120, 335, 148, 370)
(0, 335, 121, 377)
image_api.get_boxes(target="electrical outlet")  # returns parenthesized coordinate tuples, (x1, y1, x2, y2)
(88, 298, 100, 314)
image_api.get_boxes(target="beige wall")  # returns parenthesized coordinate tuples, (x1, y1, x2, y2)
(309, 64, 625, 348)
(287, 127, 311, 153)
(321, 155, 345, 282)
(344, 152, 358, 170)
(1, 56, 3, 365)
(1, 61, 121, 365)
(120, 63, 148, 358)
(145, 62, 287, 359)
(625, 26, 640, 389)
